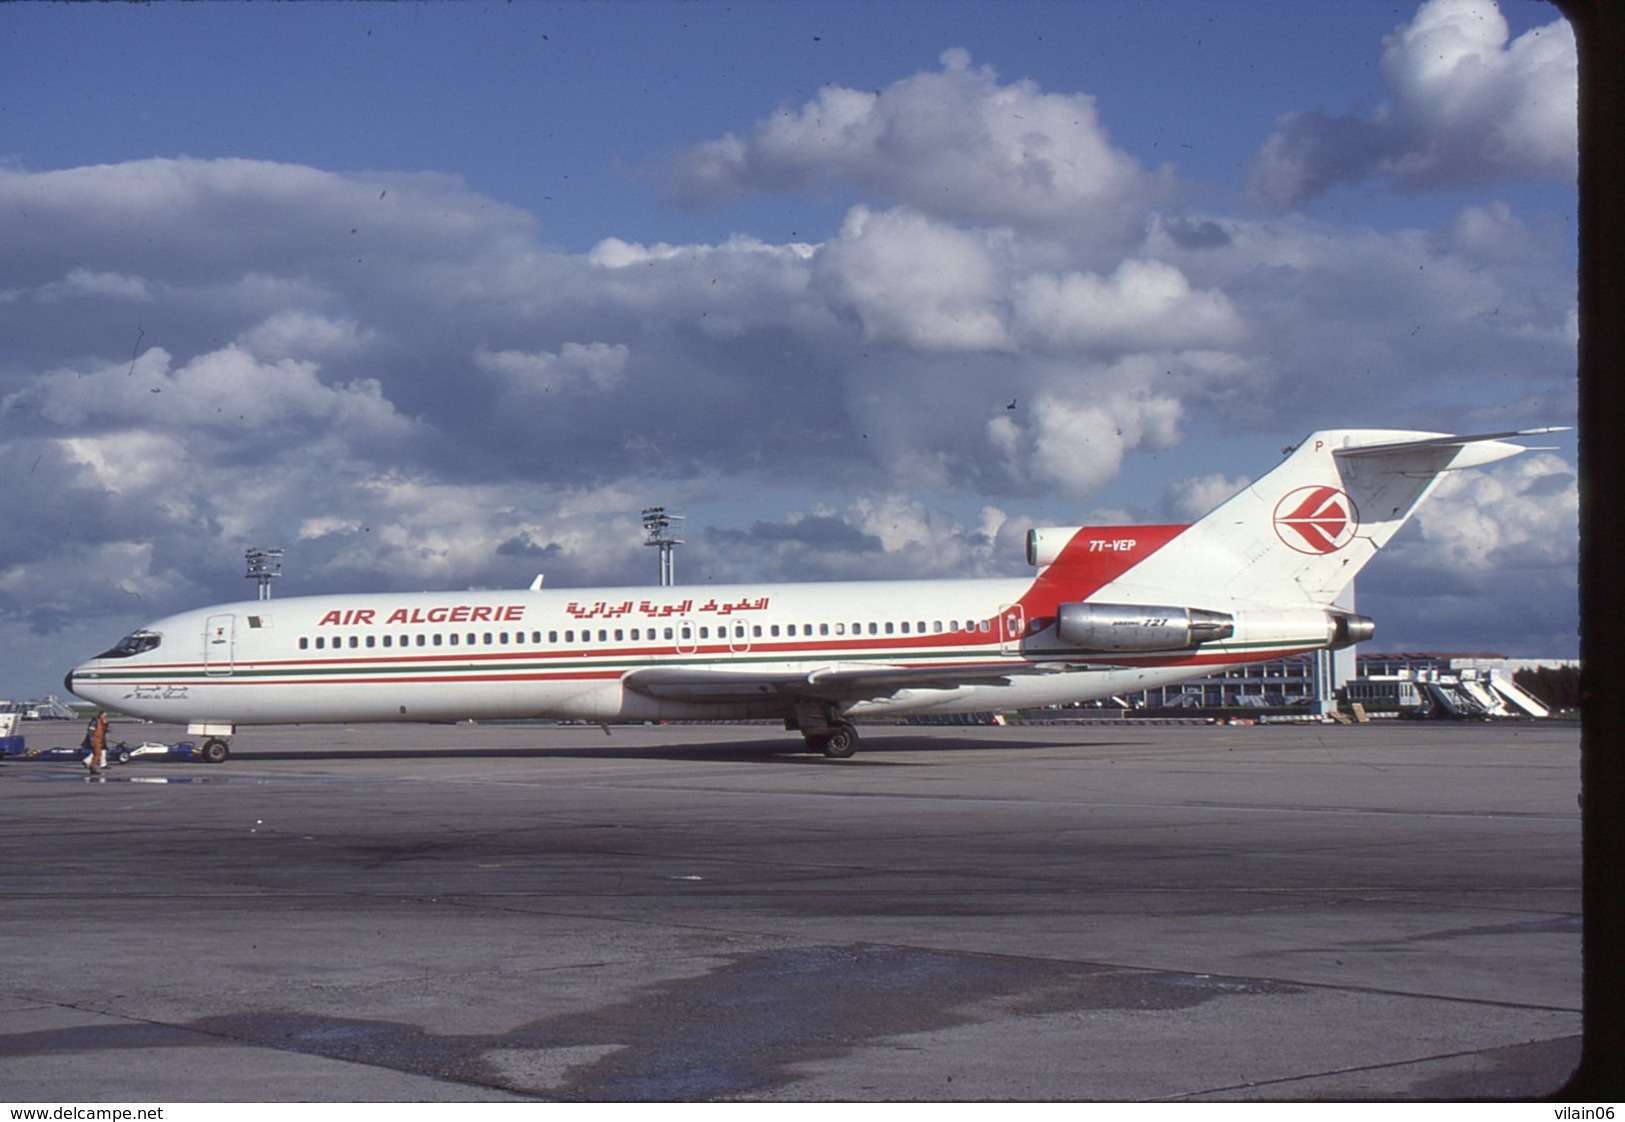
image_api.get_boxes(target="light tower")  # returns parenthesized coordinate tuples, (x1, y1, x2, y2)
(244, 547, 284, 600)
(641, 507, 684, 587)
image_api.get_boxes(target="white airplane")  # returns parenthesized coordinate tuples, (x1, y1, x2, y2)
(65, 428, 1560, 760)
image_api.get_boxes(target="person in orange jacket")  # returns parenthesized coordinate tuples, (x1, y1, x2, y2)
(84, 711, 108, 772)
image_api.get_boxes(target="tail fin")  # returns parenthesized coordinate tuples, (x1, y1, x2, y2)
(1105, 428, 1563, 608)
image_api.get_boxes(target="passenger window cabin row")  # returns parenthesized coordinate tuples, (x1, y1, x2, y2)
(296, 617, 1001, 652)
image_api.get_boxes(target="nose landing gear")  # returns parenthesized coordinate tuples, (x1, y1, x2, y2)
(188, 723, 235, 764)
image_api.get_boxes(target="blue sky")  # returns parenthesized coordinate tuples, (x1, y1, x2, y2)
(0, 1, 1578, 697)
(5, 1, 1567, 246)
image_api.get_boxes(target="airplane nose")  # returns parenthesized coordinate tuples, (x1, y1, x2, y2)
(64, 669, 78, 697)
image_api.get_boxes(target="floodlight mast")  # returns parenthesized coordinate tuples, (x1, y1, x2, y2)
(244, 547, 284, 601)
(641, 507, 684, 587)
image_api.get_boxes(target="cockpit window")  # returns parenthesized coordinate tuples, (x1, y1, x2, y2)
(95, 630, 161, 659)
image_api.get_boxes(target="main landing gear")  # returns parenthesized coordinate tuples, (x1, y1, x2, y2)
(790, 704, 860, 758)
(803, 721, 859, 759)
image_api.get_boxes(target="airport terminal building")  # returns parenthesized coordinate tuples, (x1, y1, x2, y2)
(1113, 652, 1571, 719)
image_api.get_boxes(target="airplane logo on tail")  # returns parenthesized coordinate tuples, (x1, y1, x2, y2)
(1273, 486, 1359, 554)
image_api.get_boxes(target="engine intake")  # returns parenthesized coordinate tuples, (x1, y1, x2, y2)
(1055, 602, 1235, 652)
(1027, 527, 1080, 568)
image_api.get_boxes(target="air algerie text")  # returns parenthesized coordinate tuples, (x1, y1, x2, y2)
(316, 605, 526, 627)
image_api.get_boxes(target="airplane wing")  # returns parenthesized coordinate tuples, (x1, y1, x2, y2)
(622, 661, 1080, 705)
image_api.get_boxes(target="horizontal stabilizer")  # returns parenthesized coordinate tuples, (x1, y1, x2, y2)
(1332, 426, 1569, 458)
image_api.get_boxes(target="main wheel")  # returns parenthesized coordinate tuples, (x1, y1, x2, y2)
(201, 738, 230, 764)
(821, 723, 858, 758)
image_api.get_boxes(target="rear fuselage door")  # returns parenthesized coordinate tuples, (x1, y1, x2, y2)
(998, 603, 1026, 656)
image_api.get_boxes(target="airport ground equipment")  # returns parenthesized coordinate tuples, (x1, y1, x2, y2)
(0, 730, 211, 764)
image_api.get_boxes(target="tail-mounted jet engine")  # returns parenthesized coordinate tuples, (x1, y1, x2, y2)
(1055, 602, 1234, 653)
(1329, 612, 1376, 649)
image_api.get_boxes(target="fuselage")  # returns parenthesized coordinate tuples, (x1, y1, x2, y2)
(65, 572, 1334, 728)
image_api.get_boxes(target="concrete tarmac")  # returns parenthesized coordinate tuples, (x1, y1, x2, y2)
(0, 718, 1581, 1101)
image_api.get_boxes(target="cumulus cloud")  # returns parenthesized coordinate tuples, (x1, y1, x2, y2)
(665, 48, 1168, 242)
(812, 208, 1244, 361)
(1364, 452, 1577, 653)
(1012, 259, 1244, 353)
(816, 206, 1013, 351)
(1142, 207, 1575, 425)
(704, 496, 1016, 585)
(298, 474, 642, 588)
(1408, 451, 1578, 575)
(0, 9, 1579, 691)
(475, 342, 631, 396)
(16, 345, 410, 441)
(1025, 389, 1185, 498)
(34, 268, 155, 304)
(239, 311, 377, 362)
(1162, 473, 1252, 522)
(0, 154, 1570, 622)
(0, 541, 184, 636)
(1249, 0, 1576, 207)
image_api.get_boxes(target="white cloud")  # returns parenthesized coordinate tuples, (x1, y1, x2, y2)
(37, 268, 155, 303)
(1360, 451, 1577, 654)
(297, 517, 366, 541)
(666, 49, 1167, 242)
(1030, 390, 1184, 498)
(475, 341, 631, 395)
(58, 431, 186, 498)
(1162, 473, 1251, 522)
(1146, 206, 1575, 426)
(816, 206, 1013, 351)
(1379, 0, 1577, 184)
(16, 344, 411, 439)
(1, 155, 1568, 625)
(299, 474, 655, 589)
(982, 378, 1187, 500)
(239, 311, 376, 361)
(1408, 451, 1578, 574)
(0, 4, 1579, 697)
(699, 494, 1018, 585)
(586, 235, 816, 270)
(0, 541, 183, 621)
(1012, 259, 1244, 352)
(1250, 0, 1576, 207)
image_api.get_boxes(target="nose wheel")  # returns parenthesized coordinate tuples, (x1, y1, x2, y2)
(201, 737, 230, 764)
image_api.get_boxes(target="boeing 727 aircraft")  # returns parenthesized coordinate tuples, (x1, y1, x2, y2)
(65, 428, 1559, 759)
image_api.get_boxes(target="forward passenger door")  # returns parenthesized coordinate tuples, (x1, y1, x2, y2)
(203, 613, 235, 676)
